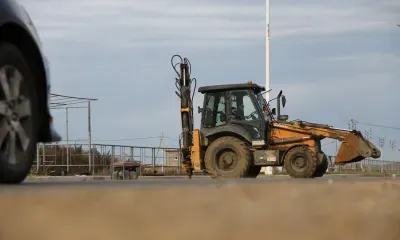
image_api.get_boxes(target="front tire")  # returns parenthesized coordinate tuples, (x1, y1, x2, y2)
(284, 146, 317, 178)
(0, 42, 39, 184)
(204, 136, 251, 179)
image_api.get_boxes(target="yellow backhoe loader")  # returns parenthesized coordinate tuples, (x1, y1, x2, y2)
(171, 55, 381, 179)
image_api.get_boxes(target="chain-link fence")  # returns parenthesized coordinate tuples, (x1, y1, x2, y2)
(326, 156, 400, 173)
(31, 143, 185, 176)
(31, 143, 400, 176)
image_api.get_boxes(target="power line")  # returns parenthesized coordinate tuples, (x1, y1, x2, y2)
(352, 119, 400, 131)
(50, 93, 98, 101)
(322, 140, 336, 146)
(59, 136, 179, 142)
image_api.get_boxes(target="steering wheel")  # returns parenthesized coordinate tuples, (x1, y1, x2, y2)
(245, 110, 258, 120)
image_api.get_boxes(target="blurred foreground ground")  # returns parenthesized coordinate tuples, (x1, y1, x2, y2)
(0, 179, 400, 240)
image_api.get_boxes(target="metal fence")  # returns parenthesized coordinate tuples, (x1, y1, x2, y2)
(31, 143, 400, 176)
(32, 143, 184, 176)
(326, 156, 400, 173)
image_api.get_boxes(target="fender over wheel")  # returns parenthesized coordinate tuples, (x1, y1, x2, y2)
(204, 136, 251, 179)
(0, 42, 40, 184)
(284, 146, 317, 178)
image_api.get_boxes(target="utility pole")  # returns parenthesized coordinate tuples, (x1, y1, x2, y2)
(335, 140, 338, 154)
(88, 101, 93, 175)
(156, 133, 165, 172)
(349, 119, 357, 130)
(265, 0, 270, 101)
(378, 137, 385, 150)
(378, 137, 385, 172)
(364, 129, 372, 141)
(264, 0, 273, 176)
(66, 107, 69, 173)
(390, 140, 396, 161)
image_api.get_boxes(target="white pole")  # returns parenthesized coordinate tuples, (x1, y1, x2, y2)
(265, 0, 270, 101)
(264, 0, 273, 176)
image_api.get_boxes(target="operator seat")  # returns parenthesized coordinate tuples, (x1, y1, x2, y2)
(236, 104, 245, 121)
(218, 111, 227, 126)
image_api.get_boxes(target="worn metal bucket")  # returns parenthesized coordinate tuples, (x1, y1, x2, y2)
(335, 131, 381, 164)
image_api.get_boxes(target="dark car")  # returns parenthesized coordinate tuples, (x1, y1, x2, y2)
(0, 0, 61, 183)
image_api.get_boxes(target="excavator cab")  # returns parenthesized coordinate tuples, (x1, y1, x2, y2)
(198, 82, 269, 147)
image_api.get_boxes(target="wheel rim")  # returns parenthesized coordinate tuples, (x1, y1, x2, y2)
(0, 65, 32, 165)
(290, 154, 308, 172)
(215, 149, 238, 172)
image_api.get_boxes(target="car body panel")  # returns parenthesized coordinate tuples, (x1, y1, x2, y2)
(0, 0, 61, 142)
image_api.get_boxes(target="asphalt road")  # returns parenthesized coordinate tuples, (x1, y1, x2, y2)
(2, 174, 398, 191)
(1, 174, 400, 240)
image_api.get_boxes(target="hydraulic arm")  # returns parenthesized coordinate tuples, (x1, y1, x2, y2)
(171, 55, 197, 178)
(270, 120, 381, 164)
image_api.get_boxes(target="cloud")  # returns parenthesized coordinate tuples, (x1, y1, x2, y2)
(21, 0, 399, 51)
(17, 0, 400, 159)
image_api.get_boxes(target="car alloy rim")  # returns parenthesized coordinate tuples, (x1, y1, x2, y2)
(0, 65, 32, 164)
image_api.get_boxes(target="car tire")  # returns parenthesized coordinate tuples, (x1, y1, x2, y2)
(0, 42, 40, 184)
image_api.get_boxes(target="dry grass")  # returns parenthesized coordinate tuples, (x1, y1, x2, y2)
(1, 181, 400, 240)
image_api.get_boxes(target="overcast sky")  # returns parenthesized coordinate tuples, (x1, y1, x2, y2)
(20, 0, 400, 158)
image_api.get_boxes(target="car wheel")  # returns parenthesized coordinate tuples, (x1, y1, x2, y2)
(0, 42, 39, 184)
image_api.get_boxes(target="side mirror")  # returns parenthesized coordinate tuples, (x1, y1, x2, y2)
(282, 95, 286, 108)
(277, 90, 283, 98)
(198, 106, 203, 114)
(271, 108, 276, 115)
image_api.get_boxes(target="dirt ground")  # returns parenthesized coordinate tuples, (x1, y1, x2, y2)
(1, 181, 400, 240)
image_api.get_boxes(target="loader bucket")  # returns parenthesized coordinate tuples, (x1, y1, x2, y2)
(335, 131, 381, 164)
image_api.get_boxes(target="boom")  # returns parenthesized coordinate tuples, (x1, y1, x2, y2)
(270, 120, 381, 164)
(171, 55, 197, 178)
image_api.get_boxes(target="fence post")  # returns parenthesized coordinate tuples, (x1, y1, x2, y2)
(162, 149, 165, 173)
(111, 146, 115, 164)
(152, 148, 155, 173)
(55, 142, 58, 169)
(42, 143, 46, 174)
(36, 143, 40, 174)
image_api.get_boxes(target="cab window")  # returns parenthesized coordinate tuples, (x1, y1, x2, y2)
(203, 92, 226, 128)
(230, 90, 260, 121)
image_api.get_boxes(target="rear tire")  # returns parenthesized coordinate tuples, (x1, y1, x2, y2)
(284, 146, 317, 178)
(312, 153, 328, 177)
(0, 42, 39, 184)
(204, 136, 251, 179)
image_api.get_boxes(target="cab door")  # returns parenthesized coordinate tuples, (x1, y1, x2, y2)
(227, 89, 266, 144)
